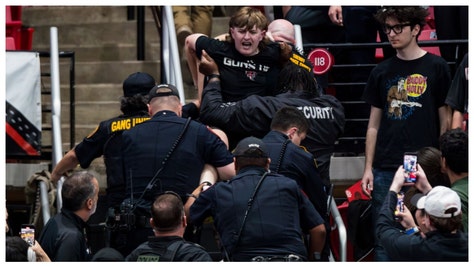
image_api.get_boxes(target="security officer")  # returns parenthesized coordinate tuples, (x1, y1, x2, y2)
(263, 106, 328, 217)
(262, 106, 330, 261)
(198, 52, 345, 186)
(51, 72, 154, 209)
(120, 83, 235, 257)
(186, 137, 326, 261)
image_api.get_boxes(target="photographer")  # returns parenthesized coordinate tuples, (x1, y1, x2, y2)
(376, 165, 468, 261)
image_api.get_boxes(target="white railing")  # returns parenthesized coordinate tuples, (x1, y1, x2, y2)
(39, 26, 64, 224)
(160, 6, 186, 104)
(329, 196, 347, 261)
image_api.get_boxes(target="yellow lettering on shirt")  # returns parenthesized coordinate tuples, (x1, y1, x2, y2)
(111, 119, 131, 132)
(110, 117, 150, 132)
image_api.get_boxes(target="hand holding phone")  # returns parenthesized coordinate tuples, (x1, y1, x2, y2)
(395, 192, 404, 221)
(403, 152, 417, 183)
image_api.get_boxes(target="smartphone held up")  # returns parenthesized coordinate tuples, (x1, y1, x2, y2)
(20, 224, 35, 246)
(403, 152, 417, 183)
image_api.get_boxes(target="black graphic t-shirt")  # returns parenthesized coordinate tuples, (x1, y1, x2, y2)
(362, 53, 451, 169)
(196, 36, 282, 102)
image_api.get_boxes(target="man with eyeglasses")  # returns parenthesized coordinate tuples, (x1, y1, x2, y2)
(359, 6, 451, 261)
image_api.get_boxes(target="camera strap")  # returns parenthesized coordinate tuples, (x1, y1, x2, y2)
(224, 171, 269, 261)
(129, 117, 192, 214)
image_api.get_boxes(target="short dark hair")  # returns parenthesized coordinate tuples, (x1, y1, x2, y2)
(62, 171, 97, 212)
(235, 157, 268, 170)
(151, 192, 183, 232)
(271, 106, 309, 134)
(429, 213, 463, 233)
(439, 128, 468, 174)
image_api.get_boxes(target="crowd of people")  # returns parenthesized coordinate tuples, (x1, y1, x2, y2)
(6, 6, 468, 262)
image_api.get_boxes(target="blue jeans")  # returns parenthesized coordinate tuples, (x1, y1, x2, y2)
(371, 168, 396, 261)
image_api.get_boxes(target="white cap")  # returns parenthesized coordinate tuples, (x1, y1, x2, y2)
(416, 186, 461, 218)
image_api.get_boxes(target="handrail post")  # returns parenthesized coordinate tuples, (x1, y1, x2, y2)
(161, 6, 185, 104)
(294, 24, 303, 51)
(330, 197, 347, 261)
(50, 26, 64, 215)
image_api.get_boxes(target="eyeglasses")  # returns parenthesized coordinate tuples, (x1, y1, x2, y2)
(382, 23, 412, 35)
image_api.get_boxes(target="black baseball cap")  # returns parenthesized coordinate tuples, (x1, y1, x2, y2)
(233, 137, 269, 158)
(148, 84, 180, 103)
(122, 72, 156, 97)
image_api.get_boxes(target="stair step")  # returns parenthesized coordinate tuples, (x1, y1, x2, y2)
(40, 60, 161, 84)
(22, 6, 156, 26)
(18, 6, 227, 171)
(33, 43, 161, 62)
(30, 20, 160, 48)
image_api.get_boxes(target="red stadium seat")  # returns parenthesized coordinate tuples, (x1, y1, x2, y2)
(419, 29, 441, 56)
(6, 6, 34, 50)
(6, 37, 16, 50)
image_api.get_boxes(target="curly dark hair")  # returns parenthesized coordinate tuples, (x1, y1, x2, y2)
(375, 6, 429, 39)
(120, 94, 148, 115)
(439, 128, 468, 174)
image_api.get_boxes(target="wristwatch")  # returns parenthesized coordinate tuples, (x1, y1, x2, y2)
(405, 226, 419, 235)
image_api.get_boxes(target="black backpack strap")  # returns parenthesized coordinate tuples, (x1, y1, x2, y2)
(164, 239, 185, 261)
(134, 239, 186, 262)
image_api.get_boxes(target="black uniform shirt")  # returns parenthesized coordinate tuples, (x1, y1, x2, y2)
(74, 111, 149, 207)
(190, 166, 324, 261)
(263, 130, 328, 216)
(121, 110, 234, 211)
(38, 208, 91, 261)
(200, 80, 345, 184)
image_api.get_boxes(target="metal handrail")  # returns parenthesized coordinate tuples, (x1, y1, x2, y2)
(160, 6, 186, 104)
(294, 24, 348, 262)
(37, 27, 63, 224)
(330, 197, 347, 261)
(50, 26, 64, 219)
(304, 39, 468, 50)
